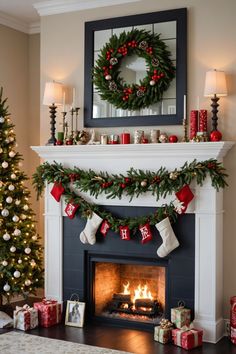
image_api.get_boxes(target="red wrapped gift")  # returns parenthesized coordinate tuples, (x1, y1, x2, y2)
(172, 326, 203, 350)
(33, 298, 62, 328)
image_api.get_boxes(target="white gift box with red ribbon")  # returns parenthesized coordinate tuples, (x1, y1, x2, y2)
(13, 304, 38, 331)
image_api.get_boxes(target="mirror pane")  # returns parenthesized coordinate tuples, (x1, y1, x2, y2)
(154, 21, 176, 39)
(92, 20, 178, 119)
(119, 55, 147, 85)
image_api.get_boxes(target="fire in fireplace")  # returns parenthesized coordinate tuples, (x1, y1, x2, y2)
(94, 262, 165, 325)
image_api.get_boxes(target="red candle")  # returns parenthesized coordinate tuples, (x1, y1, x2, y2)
(190, 110, 198, 139)
(120, 133, 130, 144)
(199, 110, 207, 132)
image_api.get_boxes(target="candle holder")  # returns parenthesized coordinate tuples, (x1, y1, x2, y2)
(181, 117, 188, 142)
(61, 111, 68, 143)
(69, 107, 80, 142)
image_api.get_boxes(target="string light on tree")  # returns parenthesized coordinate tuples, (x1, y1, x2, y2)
(0, 87, 43, 304)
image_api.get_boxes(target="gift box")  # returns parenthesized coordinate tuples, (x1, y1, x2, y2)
(171, 304, 191, 328)
(154, 326, 172, 344)
(33, 298, 62, 328)
(172, 327, 203, 350)
(13, 304, 38, 331)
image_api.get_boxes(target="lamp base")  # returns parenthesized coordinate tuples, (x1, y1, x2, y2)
(46, 104, 57, 145)
(210, 94, 220, 132)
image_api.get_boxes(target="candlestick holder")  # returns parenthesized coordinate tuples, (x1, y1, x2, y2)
(61, 111, 68, 143)
(181, 117, 188, 142)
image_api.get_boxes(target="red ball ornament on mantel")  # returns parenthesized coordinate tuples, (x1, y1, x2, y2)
(169, 135, 178, 143)
(210, 130, 222, 142)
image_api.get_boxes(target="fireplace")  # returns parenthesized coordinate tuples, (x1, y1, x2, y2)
(63, 206, 195, 330)
(32, 141, 234, 342)
(94, 261, 165, 324)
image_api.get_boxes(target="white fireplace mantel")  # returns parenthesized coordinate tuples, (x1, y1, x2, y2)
(32, 141, 234, 343)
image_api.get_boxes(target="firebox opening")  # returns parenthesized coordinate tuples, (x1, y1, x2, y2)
(94, 262, 166, 324)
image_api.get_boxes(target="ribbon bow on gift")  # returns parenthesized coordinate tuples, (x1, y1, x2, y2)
(42, 298, 57, 305)
(176, 323, 199, 347)
(15, 304, 33, 315)
(160, 318, 173, 329)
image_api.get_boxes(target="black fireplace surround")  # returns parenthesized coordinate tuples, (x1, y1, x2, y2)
(63, 205, 195, 330)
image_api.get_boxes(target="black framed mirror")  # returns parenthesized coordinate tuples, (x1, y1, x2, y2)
(84, 8, 187, 127)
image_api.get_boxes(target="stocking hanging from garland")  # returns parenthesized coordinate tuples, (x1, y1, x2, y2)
(50, 182, 65, 202)
(139, 223, 153, 244)
(155, 217, 179, 258)
(65, 200, 79, 219)
(100, 220, 111, 237)
(174, 184, 194, 214)
(119, 225, 131, 241)
(79, 211, 103, 245)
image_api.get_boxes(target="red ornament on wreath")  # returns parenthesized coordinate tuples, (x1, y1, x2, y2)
(210, 130, 222, 142)
(119, 225, 130, 241)
(100, 220, 110, 237)
(65, 200, 79, 219)
(139, 223, 153, 244)
(50, 182, 65, 202)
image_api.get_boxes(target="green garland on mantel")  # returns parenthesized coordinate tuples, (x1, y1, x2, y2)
(32, 159, 227, 232)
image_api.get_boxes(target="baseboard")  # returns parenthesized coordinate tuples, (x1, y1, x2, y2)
(224, 318, 230, 337)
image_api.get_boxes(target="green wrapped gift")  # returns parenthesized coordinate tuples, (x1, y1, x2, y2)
(154, 326, 172, 344)
(171, 303, 191, 329)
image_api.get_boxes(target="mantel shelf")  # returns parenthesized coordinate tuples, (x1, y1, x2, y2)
(32, 141, 234, 160)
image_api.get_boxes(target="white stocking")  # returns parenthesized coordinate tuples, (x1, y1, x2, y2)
(155, 217, 179, 257)
(80, 212, 103, 245)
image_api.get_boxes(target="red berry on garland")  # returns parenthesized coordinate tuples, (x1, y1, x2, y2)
(169, 135, 178, 143)
(120, 183, 126, 189)
(125, 177, 131, 184)
(210, 130, 222, 142)
(101, 183, 106, 188)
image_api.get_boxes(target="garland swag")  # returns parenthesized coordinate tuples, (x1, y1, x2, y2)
(32, 159, 227, 233)
(93, 29, 175, 110)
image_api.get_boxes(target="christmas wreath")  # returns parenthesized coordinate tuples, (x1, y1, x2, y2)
(93, 29, 175, 110)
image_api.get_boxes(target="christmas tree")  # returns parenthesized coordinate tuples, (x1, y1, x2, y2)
(0, 87, 43, 305)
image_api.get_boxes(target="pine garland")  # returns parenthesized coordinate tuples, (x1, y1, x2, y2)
(93, 28, 175, 110)
(32, 159, 227, 232)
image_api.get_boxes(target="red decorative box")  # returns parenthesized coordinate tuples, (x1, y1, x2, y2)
(172, 327, 203, 350)
(33, 299, 62, 327)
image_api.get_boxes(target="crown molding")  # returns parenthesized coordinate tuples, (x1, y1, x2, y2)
(29, 21, 40, 34)
(0, 11, 40, 34)
(34, 0, 141, 17)
(0, 11, 28, 34)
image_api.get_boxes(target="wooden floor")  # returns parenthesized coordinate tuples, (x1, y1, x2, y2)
(1, 323, 236, 354)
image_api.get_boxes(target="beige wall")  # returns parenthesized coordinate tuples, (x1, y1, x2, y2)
(40, 0, 236, 317)
(0, 25, 40, 224)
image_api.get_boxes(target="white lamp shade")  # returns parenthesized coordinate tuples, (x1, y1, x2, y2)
(43, 82, 63, 106)
(204, 70, 227, 97)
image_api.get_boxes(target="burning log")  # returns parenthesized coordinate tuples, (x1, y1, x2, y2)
(135, 298, 153, 309)
(112, 293, 131, 302)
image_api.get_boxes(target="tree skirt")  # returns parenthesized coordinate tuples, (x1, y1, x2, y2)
(0, 332, 133, 354)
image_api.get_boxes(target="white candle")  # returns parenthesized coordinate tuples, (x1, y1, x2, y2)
(62, 91, 65, 112)
(183, 94, 186, 120)
(72, 88, 76, 109)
